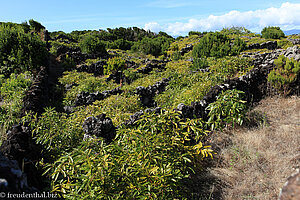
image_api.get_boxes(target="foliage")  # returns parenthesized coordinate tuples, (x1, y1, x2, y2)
(171, 51, 182, 61)
(0, 72, 32, 134)
(131, 36, 174, 57)
(191, 57, 209, 71)
(192, 32, 246, 59)
(221, 26, 251, 35)
(29, 107, 84, 158)
(46, 111, 212, 199)
(28, 19, 45, 32)
(104, 57, 126, 75)
(0, 24, 48, 76)
(79, 34, 107, 55)
(267, 55, 300, 96)
(206, 89, 247, 130)
(107, 38, 133, 50)
(261, 26, 285, 39)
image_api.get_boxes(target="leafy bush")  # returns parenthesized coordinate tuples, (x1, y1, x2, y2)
(206, 89, 247, 130)
(45, 111, 213, 199)
(108, 39, 133, 50)
(0, 72, 32, 134)
(131, 36, 174, 57)
(28, 19, 45, 32)
(221, 26, 251, 35)
(267, 55, 300, 96)
(191, 57, 209, 71)
(261, 26, 285, 39)
(0, 24, 48, 76)
(104, 57, 126, 75)
(79, 34, 107, 55)
(171, 51, 182, 61)
(192, 32, 246, 59)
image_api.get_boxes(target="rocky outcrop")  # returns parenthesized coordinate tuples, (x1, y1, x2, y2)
(22, 67, 49, 116)
(279, 169, 300, 200)
(82, 114, 116, 143)
(136, 78, 169, 107)
(247, 41, 278, 50)
(0, 123, 43, 191)
(75, 87, 123, 107)
(180, 44, 193, 55)
(287, 38, 300, 45)
(283, 46, 300, 61)
(0, 152, 38, 193)
(136, 60, 167, 74)
(76, 60, 106, 76)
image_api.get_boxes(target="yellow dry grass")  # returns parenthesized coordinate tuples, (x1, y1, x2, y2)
(209, 96, 300, 200)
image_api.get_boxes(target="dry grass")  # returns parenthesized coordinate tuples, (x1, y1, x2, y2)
(208, 96, 300, 200)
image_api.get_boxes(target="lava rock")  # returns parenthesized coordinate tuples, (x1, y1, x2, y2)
(76, 60, 106, 76)
(0, 152, 38, 193)
(136, 78, 169, 107)
(82, 114, 116, 142)
(74, 87, 123, 107)
(279, 169, 300, 200)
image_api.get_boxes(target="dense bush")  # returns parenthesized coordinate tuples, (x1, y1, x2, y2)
(45, 111, 212, 199)
(192, 32, 246, 59)
(267, 55, 300, 96)
(107, 39, 133, 50)
(104, 57, 126, 75)
(206, 89, 247, 130)
(132, 36, 174, 57)
(221, 26, 251, 35)
(261, 26, 285, 39)
(0, 72, 32, 134)
(79, 34, 107, 55)
(0, 24, 48, 76)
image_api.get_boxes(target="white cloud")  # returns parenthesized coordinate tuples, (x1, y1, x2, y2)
(144, 2, 300, 36)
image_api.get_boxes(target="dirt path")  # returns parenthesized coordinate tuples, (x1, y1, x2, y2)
(206, 96, 300, 199)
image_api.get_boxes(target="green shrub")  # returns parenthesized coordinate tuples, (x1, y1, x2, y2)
(171, 51, 182, 61)
(206, 89, 247, 130)
(131, 36, 174, 57)
(108, 39, 133, 50)
(104, 57, 126, 75)
(79, 34, 107, 55)
(191, 57, 209, 71)
(0, 24, 48, 76)
(0, 72, 32, 135)
(192, 32, 246, 59)
(45, 111, 213, 199)
(267, 55, 300, 96)
(28, 19, 45, 33)
(261, 26, 285, 39)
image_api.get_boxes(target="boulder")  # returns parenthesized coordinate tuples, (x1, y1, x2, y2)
(82, 114, 116, 142)
(279, 169, 300, 200)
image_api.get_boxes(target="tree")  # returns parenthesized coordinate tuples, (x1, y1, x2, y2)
(79, 34, 107, 55)
(261, 26, 285, 39)
(0, 24, 48, 76)
(29, 19, 45, 32)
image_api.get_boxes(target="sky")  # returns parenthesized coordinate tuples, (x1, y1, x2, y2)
(1, 0, 300, 36)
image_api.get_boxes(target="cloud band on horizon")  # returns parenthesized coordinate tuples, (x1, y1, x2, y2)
(144, 2, 300, 36)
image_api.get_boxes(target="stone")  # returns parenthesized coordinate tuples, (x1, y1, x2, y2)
(279, 169, 300, 200)
(82, 114, 116, 143)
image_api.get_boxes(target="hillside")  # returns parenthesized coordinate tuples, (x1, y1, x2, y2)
(0, 22, 299, 199)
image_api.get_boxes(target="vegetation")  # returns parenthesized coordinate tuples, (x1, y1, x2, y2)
(0, 19, 298, 199)
(261, 26, 285, 39)
(192, 32, 246, 59)
(79, 34, 107, 55)
(267, 55, 300, 96)
(0, 24, 48, 76)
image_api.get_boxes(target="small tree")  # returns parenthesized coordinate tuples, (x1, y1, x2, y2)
(79, 34, 107, 55)
(261, 26, 285, 39)
(29, 19, 45, 32)
(267, 55, 300, 96)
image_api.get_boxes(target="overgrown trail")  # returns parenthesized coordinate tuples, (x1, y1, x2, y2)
(208, 96, 300, 199)
(47, 55, 65, 110)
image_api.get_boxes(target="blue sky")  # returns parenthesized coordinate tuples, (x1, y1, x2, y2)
(1, 0, 300, 36)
